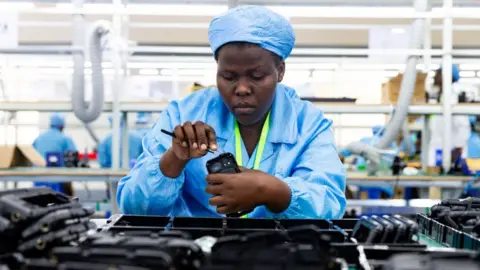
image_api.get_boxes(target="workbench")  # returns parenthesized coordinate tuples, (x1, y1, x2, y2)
(0, 168, 473, 187)
(0, 168, 475, 213)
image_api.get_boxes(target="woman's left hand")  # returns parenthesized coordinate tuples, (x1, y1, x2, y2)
(205, 168, 291, 214)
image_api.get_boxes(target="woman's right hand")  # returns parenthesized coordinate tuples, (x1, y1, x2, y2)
(171, 121, 218, 161)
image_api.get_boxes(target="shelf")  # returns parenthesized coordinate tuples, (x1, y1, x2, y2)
(2, 101, 480, 115)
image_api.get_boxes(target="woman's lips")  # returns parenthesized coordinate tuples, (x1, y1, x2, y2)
(233, 107, 256, 115)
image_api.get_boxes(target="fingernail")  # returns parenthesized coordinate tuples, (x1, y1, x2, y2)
(210, 144, 217, 150)
(182, 142, 187, 147)
(193, 142, 198, 149)
(201, 144, 207, 150)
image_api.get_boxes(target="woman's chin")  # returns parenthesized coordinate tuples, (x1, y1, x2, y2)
(234, 114, 258, 126)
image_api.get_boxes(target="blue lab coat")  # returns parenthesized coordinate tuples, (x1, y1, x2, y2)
(98, 132, 143, 168)
(117, 85, 346, 219)
(468, 133, 480, 158)
(33, 128, 77, 159)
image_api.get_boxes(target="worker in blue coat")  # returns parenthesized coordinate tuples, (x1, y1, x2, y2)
(33, 113, 77, 160)
(32, 113, 77, 195)
(98, 117, 143, 168)
(117, 6, 346, 219)
(134, 112, 151, 138)
(468, 116, 480, 158)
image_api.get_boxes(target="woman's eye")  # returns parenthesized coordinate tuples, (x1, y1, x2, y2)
(251, 73, 265, 80)
(220, 73, 235, 80)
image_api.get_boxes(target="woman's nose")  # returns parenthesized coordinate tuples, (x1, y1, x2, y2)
(234, 77, 251, 96)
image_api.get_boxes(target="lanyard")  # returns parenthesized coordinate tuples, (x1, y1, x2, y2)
(234, 111, 271, 219)
(234, 111, 271, 170)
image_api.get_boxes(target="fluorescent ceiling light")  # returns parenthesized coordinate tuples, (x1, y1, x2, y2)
(342, 64, 405, 70)
(128, 62, 217, 69)
(460, 71, 476, 78)
(284, 71, 311, 78)
(287, 63, 338, 70)
(477, 72, 480, 77)
(56, 3, 226, 16)
(19, 68, 74, 75)
(312, 71, 334, 79)
(56, 3, 116, 10)
(267, 6, 414, 18)
(0, 2, 35, 10)
(160, 69, 207, 76)
(391, 28, 406, 34)
(127, 4, 226, 16)
(138, 68, 159, 76)
(102, 69, 124, 75)
(460, 64, 480, 70)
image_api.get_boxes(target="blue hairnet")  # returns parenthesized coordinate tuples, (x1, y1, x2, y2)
(208, 5, 295, 60)
(49, 113, 65, 128)
(136, 112, 150, 125)
(440, 64, 460, 82)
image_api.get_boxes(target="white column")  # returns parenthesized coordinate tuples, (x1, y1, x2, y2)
(442, 0, 453, 173)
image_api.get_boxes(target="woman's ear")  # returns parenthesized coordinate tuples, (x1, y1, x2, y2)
(277, 61, 285, 82)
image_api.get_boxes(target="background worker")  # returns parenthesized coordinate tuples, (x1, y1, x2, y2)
(98, 116, 143, 169)
(428, 65, 471, 171)
(134, 112, 152, 138)
(32, 113, 77, 195)
(468, 116, 480, 159)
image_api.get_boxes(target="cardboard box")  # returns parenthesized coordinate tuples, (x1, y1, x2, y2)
(382, 72, 427, 123)
(0, 145, 46, 169)
(382, 72, 427, 105)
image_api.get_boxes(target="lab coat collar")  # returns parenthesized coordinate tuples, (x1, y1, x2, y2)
(211, 84, 298, 145)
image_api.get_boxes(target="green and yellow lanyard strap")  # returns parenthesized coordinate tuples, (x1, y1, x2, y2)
(233, 111, 271, 218)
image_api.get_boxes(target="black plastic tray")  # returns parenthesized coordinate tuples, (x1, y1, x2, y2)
(277, 219, 330, 229)
(172, 217, 224, 229)
(417, 214, 480, 250)
(331, 219, 358, 229)
(109, 215, 171, 228)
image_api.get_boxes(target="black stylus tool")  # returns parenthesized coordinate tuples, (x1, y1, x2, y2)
(161, 129, 215, 154)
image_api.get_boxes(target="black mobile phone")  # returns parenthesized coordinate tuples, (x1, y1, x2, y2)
(206, 153, 241, 174)
(371, 215, 394, 243)
(206, 153, 251, 218)
(382, 215, 408, 243)
(352, 216, 384, 244)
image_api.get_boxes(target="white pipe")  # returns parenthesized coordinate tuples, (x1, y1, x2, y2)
(120, 0, 131, 171)
(442, 0, 453, 173)
(376, 0, 427, 150)
(111, 0, 123, 171)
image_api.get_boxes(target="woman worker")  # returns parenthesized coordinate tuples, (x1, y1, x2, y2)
(117, 6, 346, 219)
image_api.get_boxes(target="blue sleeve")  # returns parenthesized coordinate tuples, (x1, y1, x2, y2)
(116, 102, 186, 215)
(32, 139, 38, 150)
(97, 139, 111, 168)
(265, 129, 347, 219)
(64, 136, 77, 152)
